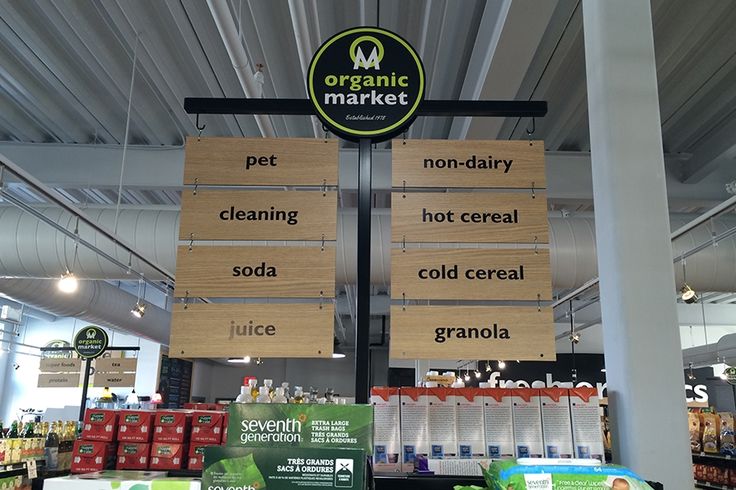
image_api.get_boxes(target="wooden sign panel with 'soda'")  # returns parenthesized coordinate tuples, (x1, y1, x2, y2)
(174, 246, 335, 298)
(179, 189, 337, 241)
(391, 248, 552, 301)
(169, 303, 333, 359)
(389, 305, 555, 360)
(184, 137, 338, 186)
(392, 192, 548, 243)
(392, 139, 546, 189)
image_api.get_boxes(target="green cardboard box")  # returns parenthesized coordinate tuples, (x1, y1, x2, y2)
(203, 446, 366, 490)
(227, 404, 373, 452)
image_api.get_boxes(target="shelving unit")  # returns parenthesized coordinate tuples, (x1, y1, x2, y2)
(695, 480, 736, 490)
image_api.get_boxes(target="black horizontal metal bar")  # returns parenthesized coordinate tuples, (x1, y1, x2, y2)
(184, 98, 547, 118)
(39, 346, 140, 352)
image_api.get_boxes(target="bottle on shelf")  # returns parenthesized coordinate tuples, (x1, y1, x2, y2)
(263, 379, 274, 399)
(256, 386, 272, 403)
(235, 386, 251, 403)
(325, 388, 335, 404)
(272, 387, 288, 404)
(292, 386, 305, 404)
(21, 421, 34, 438)
(308, 387, 319, 404)
(249, 378, 259, 402)
(281, 382, 291, 401)
(0, 421, 5, 438)
(8, 421, 19, 438)
(44, 421, 59, 470)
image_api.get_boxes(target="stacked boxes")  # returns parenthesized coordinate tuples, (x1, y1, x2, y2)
(540, 388, 574, 459)
(399, 387, 429, 471)
(116, 410, 154, 470)
(427, 387, 456, 459)
(455, 388, 485, 459)
(569, 388, 605, 461)
(116, 442, 150, 470)
(510, 389, 544, 458)
(370, 387, 401, 472)
(72, 409, 119, 473)
(482, 388, 514, 459)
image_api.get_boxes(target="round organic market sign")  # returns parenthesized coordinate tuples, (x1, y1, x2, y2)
(308, 27, 425, 142)
(73, 325, 108, 359)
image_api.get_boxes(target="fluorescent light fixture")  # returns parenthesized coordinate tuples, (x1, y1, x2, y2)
(227, 356, 252, 364)
(332, 337, 346, 359)
(58, 270, 78, 293)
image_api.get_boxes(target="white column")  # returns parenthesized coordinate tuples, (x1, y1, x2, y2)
(582, 1, 692, 487)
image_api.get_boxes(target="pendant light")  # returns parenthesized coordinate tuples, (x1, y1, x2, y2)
(131, 279, 147, 318)
(680, 259, 698, 304)
(58, 218, 80, 294)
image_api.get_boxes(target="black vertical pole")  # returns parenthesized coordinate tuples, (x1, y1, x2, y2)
(355, 138, 372, 403)
(78, 358, 92, 422)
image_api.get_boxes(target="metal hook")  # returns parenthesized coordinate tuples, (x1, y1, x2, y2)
(188, 233, 194, 252)
(402, 235, 406, 252)
(526, 118, 535, 145)
(193, 178, 199, 196)
(322, 179, 327, 197)
(319, 291, 324, 310)
(402, 180, 406, 198)
(531, 181, 536, 199)
(534, 236, 538, 255)
(196, 114, 206, 141)
(402, 131, 407, 145)
(537, 293, 542, 312)
(402, 292, 406, 311)
(321, 234, 325, 252)
(322, 124, 329, 142)
(184, 290, 190, 309)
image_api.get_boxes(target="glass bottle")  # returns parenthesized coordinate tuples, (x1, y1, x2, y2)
(8, 421, 19, 438)
(292, 386, 304, 404)
(44, 422, 59, 470)
(249, 378, 259, 401)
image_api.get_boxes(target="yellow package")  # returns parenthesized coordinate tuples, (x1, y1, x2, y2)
(701, 413, 720, 453)
(690, 412, 701, 452)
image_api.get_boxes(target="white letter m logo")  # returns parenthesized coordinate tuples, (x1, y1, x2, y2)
(353, 46, 380, 70)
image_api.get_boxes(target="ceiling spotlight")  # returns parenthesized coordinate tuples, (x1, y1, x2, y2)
(720, 371, 728, 381)
(485, 362, 492, 372)
(227, 356, 251, 364)
(131, 302, 146, 318)
(332, 337, 346, 359)
(474, 370, 481, 379)
(681, 284, 698, 304)
(687, 362, 696, 381)
(255, 357, 263, 365)
(58, 270, 78, 294)
(569, 332, 581, 344)
(497, 360, 506, 370)
(463, 372, 471, 382)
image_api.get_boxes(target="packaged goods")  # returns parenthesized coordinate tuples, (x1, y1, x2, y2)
(720, 412, 735, 456)
(149, 442, 188, 470)
(427, 387, 456, 459)
(690, 412, 702, 452)
(511, 389, 543, 458)
(70, 440, 117, 473)
(81, 409, 118, 442)
(153, 411, 191, 444)
(455, 388, 485, 458)
(482, 388, 514, 459)
(370, 387, 401, 472)
(117, 410, 155, 443)
(191, 411, 224, 444)
(399, 387, 429, 471)
(188, 443, 211, 470)
(539, 388, 574, 459)
(701, 412, 720, 454)
(115, 442, 150, 470)
(569, 387, 604, 460)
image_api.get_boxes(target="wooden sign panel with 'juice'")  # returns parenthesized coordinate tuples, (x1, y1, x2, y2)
(179, 189, 337, 241)
(392, 139, 546, 189)
(169, 303, 333, 359)
(392, 192, 548, 243)
(38, 372, 81, 388)
(391, 248, 552, 301)
(174, 246, 335, 298)
(184, 137, 338, 186)
(389, 305, 555, 361)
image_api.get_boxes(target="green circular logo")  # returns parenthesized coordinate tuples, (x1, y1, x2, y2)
(308, 27, 425, 142)
(73, 326, 108, 359)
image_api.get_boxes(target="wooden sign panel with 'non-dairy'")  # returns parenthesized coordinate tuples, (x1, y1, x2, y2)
(389, 306, 555, 360)
(184, 137, 338, 186)
(392, 192, 548, 243)
(392, 139, 545, 189)
(174, 246, 335, 298)
(179, 190, 337, 241)
(391, 248, 552, 301)
(170, 303, 333, 359)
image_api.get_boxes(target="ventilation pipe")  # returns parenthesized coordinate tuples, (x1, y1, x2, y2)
(206, 0, 276, 138)
(1, 207, 735, 292)
(0, 279, 170, 345)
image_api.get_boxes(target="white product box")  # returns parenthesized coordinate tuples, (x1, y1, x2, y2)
(482, 388, 514, 459)
(370, 387, 401, 472)
(569, 387, 605, 461)
(427, 387, 456, 459)
(540, 388, 574, 458)
(427, 458, 493, 476)
(400, 387, 429, 471)
(511, 388, 544, 458)
(455, 388, 485, 458)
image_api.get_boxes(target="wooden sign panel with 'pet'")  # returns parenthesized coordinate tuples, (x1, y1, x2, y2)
(389, 305, 555, 360)
(184, 137, 338, 186)
(179, 189, 337, 241)
(174, 246, 335, 298)
(392, 191, 548, 243)
(391, 248, 552, 301)
(169, 303, 334, 359)
(392, 139, 546, 189)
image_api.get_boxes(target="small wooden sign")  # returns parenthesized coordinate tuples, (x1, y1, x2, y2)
(391, 249, 552, 301)
(39, 358, 82, 373)
(92, 372, 137, 388)
(169, 303, 333, 359)
(174, 246, 335, 298)
(94, 357, 138, 373)
(38, 372, 81, 388)
(392, 192, 548, 243)
(393, 139, 546, 189)
(179, 190, 337, 241)
(184, 137, 338, 186)
(389, 305, 555, 360)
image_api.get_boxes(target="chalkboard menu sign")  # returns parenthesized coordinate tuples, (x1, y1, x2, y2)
(158, 354, 192, 408)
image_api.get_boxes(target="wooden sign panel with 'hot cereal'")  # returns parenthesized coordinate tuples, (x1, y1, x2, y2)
(179, 190, 337, 241)
(392, 139, 546, 189)
(174, 246, 335, 298)
(183, 137, 338, 186)
(391, 248, 552, 301)
(169, 303, 334, 359)
(392, 191, 548, 243)
(389, 305, 555, 360)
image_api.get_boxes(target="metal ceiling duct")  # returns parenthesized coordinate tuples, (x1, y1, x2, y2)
(0, 278, 170, 345)
(0, 207, 735, 291)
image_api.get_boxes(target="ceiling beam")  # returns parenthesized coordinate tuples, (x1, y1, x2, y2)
(678, 113, 736, 183)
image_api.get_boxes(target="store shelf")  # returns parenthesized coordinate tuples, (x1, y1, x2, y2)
(693, 452, 736, 465)
(0, 460, 44, 479)
(695, 480, 736, 490)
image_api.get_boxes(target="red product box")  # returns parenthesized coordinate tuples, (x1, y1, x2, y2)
(184, 403, 215, 410)
(116, 442, 150, 470)
(221, 412, 230, 445)
(118, 410, 155, 443)
(71, 440, 117, 473)
(153, 411, 191, 443)
(191, 411, 224, 444)
(149, 442, 187, 470)
(187, 443, 212, 470)
(81, 408, 118, 442)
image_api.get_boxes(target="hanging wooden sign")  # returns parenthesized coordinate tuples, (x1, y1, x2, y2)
(179, 189, 337, 241)
(391, 248, 552, 301)
(174, 246, 335, 298)
(94, 357, 138, 373)
(392, 139, 545, 189)
(389, 305, 555, 360)
(39, 358, 82, 373)
(38, 373, 81, 388)
(169, 303, 334, 359)
(392, 191, 548, 243)
(92, 372, 137, 388)
(184, 137, 338, 186)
